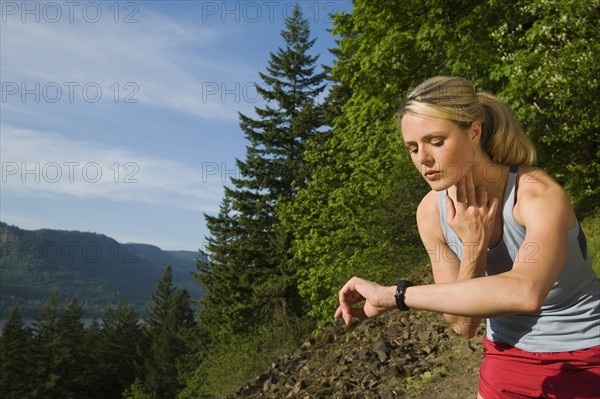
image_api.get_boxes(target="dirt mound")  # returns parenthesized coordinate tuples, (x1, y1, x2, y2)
(226, 309, 484, 398)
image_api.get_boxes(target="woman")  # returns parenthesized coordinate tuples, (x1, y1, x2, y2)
(335, 76, 599, 398)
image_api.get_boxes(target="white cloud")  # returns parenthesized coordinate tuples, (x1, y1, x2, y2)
(0, 7, 257, 121)
(1, 126, 226, 213)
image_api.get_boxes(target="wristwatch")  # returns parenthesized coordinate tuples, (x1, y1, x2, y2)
(394, 280, 414, 311)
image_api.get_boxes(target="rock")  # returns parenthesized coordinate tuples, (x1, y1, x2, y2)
(292, 380, 306, 394)
(373, 341, 389, 362)
(336, 365, 349, 374)
(378, 385, 396, 399)
(431, 371, 443, 381)
(262, 375, 278, 393)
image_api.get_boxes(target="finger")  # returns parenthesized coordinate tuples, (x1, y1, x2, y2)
(335, 306, 353, 325)
(334, 306, 342, 320)
(340, 291, 363, 309)
(476, 186, 488, 209)
(335, 300, 353, 325)
(488, 197, 499, 219)
(466, 165, 477, 206)
(350, 290, 364, 301)
(338, 280, 362, 314)
(335, 305, 367, 325)
(444, 193, 456, 223)
(338, 291, 351, 316)
(456, 174, 467, 205)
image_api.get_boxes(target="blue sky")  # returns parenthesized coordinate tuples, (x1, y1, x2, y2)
(0, 0, 352, 251)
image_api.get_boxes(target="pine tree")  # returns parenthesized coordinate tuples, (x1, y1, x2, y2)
(0, 307, 33, 399)
(28, 295, 89, 399)
(53, 299, 87, 398)
(92, 300, 143, 399)
(31, 291, 60, 398)
(199, 2, 327, 338)
(139, 266, 195, 399)
(82, 317, 104, 399)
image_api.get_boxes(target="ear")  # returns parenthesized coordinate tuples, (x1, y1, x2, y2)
(470, 120, 483, 148)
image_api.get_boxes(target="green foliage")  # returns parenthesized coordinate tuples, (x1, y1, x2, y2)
(179, 303, 312, 399)
(122, 379, 156, 399)
(180, 328, 274, 398)
(491, 0, 600, 217)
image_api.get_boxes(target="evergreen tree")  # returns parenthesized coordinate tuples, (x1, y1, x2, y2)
(199, 2, 327, 338)
(93, 300, 143, 399)
(53, 299, 87, 398)
(30, 291, 60, 398)
(138, 266, 195, 399)
(27, 295, 89, 399)
(82, 317, 105, 399)
(0, 307, 33, 399)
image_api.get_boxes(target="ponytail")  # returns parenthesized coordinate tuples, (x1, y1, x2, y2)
(477, 92, 536, 166)
(400, 76, 537, 166)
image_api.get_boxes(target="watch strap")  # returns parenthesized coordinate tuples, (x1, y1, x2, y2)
(394, 280, 414, 311)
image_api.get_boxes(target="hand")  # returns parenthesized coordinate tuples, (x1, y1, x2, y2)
(334, 276, 394, 326)
(444, 166, 498, 253)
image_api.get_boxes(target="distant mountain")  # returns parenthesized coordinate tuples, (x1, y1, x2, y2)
(0, 222, 206, 318)
(132, 243, 202, 272)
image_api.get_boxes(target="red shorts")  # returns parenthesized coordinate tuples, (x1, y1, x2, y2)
(479, 336, 600, 399)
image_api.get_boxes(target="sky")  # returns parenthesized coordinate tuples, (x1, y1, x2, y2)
(0, 0, 352, 251)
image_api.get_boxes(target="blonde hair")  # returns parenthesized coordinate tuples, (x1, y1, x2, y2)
(399, 76, 536, 166)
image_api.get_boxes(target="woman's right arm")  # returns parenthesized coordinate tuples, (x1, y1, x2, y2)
(416, 191, 484, 338)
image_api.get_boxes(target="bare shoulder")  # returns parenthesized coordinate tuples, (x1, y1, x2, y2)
(416, 190, 443, 241)
(514, 166, 575, 228)
(416, 190, 439, 221)
(516, 166, 568, 200)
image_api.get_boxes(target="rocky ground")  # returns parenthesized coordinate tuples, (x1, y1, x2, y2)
(226, 308, 485, 398)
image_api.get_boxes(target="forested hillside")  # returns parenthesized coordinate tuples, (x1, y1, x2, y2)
(0, 222, 204, 318)
(0, 266, 196, 399)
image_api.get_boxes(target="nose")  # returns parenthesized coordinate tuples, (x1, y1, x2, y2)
(416, 147, 434, 166)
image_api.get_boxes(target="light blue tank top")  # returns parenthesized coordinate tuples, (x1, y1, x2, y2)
(438, 166, 599, 352)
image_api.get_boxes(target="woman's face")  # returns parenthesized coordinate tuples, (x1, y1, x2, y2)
(401, 112, 476, 191)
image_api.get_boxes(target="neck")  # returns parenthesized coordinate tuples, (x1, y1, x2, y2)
(472, 155, 509, 200)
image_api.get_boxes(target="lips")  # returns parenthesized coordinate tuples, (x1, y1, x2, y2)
(424, 170, 441, 181)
